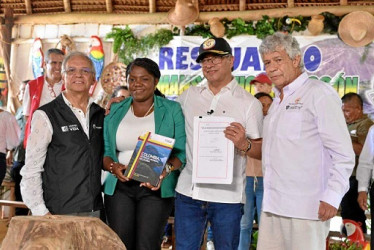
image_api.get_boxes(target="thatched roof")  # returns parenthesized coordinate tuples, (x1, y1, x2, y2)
(1, 0, 373, 15)
(0, 1, 374, 25)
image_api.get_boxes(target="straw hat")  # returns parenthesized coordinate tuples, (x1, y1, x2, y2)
(338, 11, 374, 47)
(167, 0, 199, 26)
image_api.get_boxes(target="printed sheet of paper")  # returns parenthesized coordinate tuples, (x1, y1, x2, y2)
(192, 116, 235, 184)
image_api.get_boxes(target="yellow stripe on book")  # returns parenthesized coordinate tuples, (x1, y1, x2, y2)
(127, 132, 151, 177)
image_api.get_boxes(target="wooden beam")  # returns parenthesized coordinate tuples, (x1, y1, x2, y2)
(63, 0, 71, 13)
(106, 0, 113, 13)
(25, 0, 32, 14)
(13, 5, 374, 25)
(149, 0, 156, 13)
(340, 0, 348, 5)
(288, 0, 294, 8)
(239, 0, 245, 11)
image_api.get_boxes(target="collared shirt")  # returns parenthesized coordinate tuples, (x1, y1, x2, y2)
(262, 72, 355, 220)
(0, 110, 20, 154)
(20, 93, 93, 215)
(357, 125, 374, 192)
(176, 78, 263, 204)
(347, 114, 373, 174)
(23, 79, 63, 116)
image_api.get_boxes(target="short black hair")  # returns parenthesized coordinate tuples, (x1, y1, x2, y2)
(341, 92, 363, 108)
(126, 58, 161, 80)
(111, 85, 128, 99)
(45, 48, 65, 63)
(255, 92, 273, 101)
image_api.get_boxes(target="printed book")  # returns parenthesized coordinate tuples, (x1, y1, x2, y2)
(124, 132, 175, 186)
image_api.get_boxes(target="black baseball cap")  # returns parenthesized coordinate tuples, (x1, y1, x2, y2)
(196, 37, 232, 63)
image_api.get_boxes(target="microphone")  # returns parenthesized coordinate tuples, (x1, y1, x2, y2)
(207, 110, 214, 115)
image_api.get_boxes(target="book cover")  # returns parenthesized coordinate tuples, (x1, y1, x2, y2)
(124, 132, 175, 186)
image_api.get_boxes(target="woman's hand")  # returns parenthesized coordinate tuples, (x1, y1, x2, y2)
(111, 162, 130, 182)
(139, 169, 168, 191)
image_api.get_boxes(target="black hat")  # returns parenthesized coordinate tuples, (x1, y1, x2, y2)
(196, 37, 232, 63)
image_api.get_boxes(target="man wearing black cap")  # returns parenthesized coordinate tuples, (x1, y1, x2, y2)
(174, 37, 263, 249)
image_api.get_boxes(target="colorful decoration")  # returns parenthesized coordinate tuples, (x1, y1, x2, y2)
(341, 219, 370, 250)
(31, 38, 44, 78)
(89, 35, 105, 81)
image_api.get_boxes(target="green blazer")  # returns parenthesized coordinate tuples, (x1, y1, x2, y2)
(103, 95, 186, 198)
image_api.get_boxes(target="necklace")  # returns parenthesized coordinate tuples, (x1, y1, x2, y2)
(131, 103, 154, 117)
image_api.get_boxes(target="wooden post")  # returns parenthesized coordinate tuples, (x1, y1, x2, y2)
(63, 0, 71, 13)
(25, 0, 32, 14)
(106, 0, 113, 13)
(340, 0, 348, 5)
(288, 0, 294, 8)
(149, 0, 156, 13)
(0, 8, 15, 113)
(239, 0, 246, 11)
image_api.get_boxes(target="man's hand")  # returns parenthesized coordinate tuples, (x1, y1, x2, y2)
(357, 191, 368, 211)
(224, 122, 247, 150)
(318, 201, 337, 221)
(105, 96, 126, 115)
(6, 150, 13, 166)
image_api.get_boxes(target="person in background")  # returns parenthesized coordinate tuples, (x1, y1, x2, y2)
(21, 52, 104, 217)
(356, 124, 374, 249)
(250, 73, 272, 95)
(102, 58, 186, 249)
(0, 108, 20, 185)
(175, 37, 263, 250)
(111, 85, 130, 99)
(239, 92, 272, 250)
(340, 92, 373, 234)
(257, 32, 354, 250)
(23, 48, 65, 148)
(10, 80, 30, 215)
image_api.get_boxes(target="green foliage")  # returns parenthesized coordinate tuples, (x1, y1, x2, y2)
(254, 16, 276, 39)
(106, 26, 174, 65)
(329, 239, 364, 250)
(321, 12, 342, 34)
(223, 18, 254, 39)
(185, 24, 212, 38)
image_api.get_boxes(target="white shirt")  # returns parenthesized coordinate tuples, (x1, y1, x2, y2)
(0, 110, 20, 154)
(116, 109, 155, 165)
(23, 79, 63, 116)
(357, 125, 374, 192)
(176, 78, 263, 204)
(20, 93, 94, 215)
(262, 72, 355, 220)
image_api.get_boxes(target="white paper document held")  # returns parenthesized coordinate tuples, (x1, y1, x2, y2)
(192, 116, 235, 184)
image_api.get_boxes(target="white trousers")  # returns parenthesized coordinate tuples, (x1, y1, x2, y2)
(257, 211, 330, 250)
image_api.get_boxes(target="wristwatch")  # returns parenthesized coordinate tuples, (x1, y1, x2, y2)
(165, 162, 175, 174)
(240, 138, 252, 153)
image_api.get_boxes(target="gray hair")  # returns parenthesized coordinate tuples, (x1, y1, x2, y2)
(44, 48, 65, 63)
(62, 51, 96, 77)
(259, 32, 304, 69)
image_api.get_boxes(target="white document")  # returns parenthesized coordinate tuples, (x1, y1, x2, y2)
(192, 116, 235, 184)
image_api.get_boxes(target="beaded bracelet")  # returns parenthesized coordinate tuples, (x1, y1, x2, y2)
(110, 162, 118, 174)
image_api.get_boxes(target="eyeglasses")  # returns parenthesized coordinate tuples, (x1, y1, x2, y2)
(200, 55, 230, 65)
(64, 67, 93, 76)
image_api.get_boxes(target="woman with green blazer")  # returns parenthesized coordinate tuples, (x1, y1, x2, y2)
(103, 58, 186, 250)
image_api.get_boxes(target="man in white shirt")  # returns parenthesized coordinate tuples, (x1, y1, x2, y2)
(257, 32, 355, 250)
(23, 48, 65, 147)
(175, 37, 263, 249)
(21, 52, 104, 217)
(357, 124, 374, 249)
